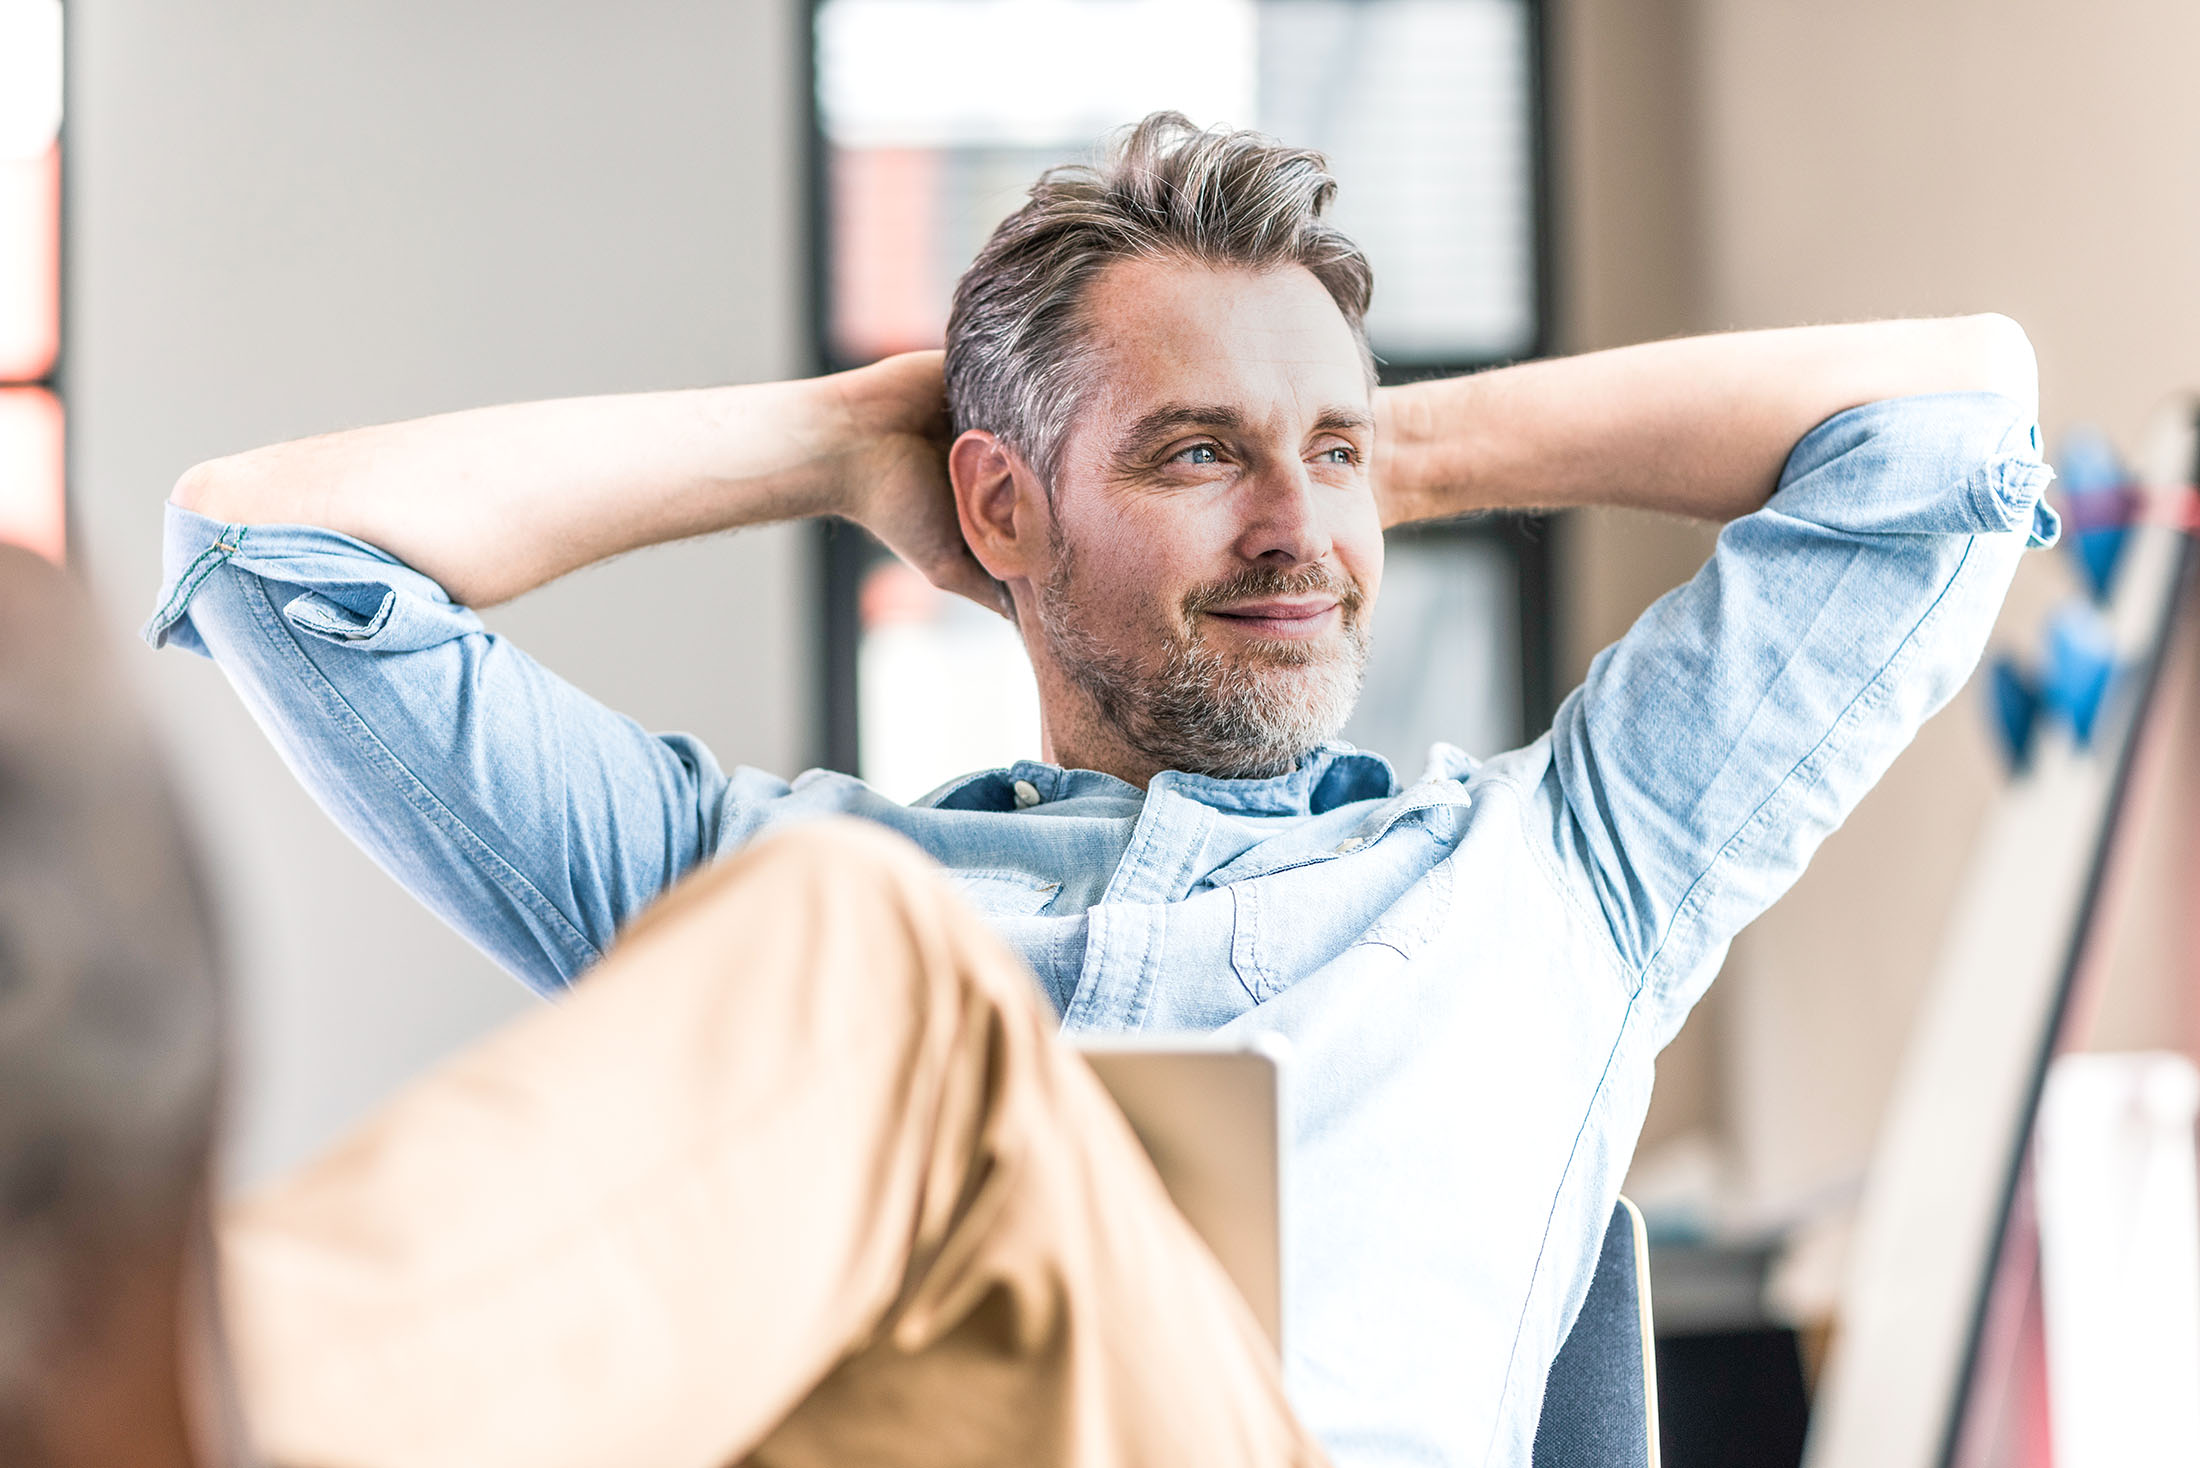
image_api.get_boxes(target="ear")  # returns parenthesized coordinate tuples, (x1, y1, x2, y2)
(950, 429, 1047, 585)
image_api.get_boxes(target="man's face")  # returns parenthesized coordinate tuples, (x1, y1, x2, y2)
(1028, 256, 1383, 780)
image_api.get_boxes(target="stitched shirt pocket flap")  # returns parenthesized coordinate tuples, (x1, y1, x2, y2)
(280, 582, 480, 652)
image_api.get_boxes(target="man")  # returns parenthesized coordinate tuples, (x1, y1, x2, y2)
(149, 114, 2054, 1466)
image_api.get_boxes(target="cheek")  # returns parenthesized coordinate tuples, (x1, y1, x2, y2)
(1097, 541, 1193, 629)
(1353, 544, 1384, 608)
(1070, 503, 1215, 622)
(1334, 506, 1386, 603)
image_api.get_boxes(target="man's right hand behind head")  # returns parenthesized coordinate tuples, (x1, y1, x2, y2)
(835, 350, 1009, 617)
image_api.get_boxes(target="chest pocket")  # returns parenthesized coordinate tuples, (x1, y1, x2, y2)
(949, 869, 1063, 918)
(1221, 798, 1465, 1003)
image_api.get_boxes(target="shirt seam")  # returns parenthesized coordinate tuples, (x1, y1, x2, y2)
(1164, 801, 1214, 900)
(1482, 967, 1648, 1462)
(144, 525, 246, 640)
(1962, 452, 2005, 528)
(1353, 845, 1456, 958)
(236, 571, 602, 982)
(1636, 533, 1984, 1000)
(1121, 905, 1164, 1029)
(1483, 771, 1640, 996)
(1230, 882, 1264, 1001)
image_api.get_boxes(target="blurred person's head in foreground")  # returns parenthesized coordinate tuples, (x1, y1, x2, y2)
(945, 111, 1382, 786)
(0, 546, 236, 1467)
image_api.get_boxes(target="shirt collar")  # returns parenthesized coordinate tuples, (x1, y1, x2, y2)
(918, 742, 1397, 816)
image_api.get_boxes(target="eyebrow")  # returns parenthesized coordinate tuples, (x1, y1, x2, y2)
(1114, 402, 1374, 456)
(1116, 403, 1249, 453)
(1312, 407, 1376, 435)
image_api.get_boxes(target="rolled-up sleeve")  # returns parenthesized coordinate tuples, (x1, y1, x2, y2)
(1544, 391, 2058, 1020)
(145, 503, 731, 994)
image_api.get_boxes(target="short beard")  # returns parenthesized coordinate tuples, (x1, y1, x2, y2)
(1036, 542, 1370, 780)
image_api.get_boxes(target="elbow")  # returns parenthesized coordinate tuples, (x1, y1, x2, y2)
(168, 459, 227, 518)
(168, 454, 267, 523)
(1964, 313, 2040, 422)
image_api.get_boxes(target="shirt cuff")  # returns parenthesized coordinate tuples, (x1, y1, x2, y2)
(142, 501, 480, 658)
(142, 502, 243, 656)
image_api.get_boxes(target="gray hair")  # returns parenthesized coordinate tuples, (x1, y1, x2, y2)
(944, 110, 1376, 492)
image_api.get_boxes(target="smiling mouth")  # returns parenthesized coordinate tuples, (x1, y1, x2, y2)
(1203, 598, 1342, 639)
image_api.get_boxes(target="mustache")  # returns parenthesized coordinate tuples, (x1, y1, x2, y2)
(1181, 563, 1367, 623)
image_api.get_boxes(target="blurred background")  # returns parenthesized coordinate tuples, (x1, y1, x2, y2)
(7, 1, 2200, 1462)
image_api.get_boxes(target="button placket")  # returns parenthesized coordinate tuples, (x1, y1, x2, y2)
(1229, 879, 1271, 1000)
(1062, 900, 1164, 1032)
(1100, 787, 1213, 906)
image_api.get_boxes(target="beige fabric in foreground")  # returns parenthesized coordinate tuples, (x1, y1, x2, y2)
(218, 819, 1327, 1468)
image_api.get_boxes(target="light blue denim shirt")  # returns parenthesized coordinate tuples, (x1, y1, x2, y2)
(146, 393, 2056, 1467)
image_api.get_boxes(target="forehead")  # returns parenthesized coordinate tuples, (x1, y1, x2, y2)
(1072, 256, 1370, 438)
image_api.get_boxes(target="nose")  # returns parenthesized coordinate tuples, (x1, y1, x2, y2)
(1233, 461, 1332, 568)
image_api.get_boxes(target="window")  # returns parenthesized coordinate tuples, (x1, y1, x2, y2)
(811, 0, 1553, 791)
(0, 0, 64, 563)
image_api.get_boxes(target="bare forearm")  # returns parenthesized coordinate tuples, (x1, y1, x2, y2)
(1378, 316, 2039, 526)
(169, 374, 872, 607)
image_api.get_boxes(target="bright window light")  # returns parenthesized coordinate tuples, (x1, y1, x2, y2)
(857, 560, 1042, 801)
(1258, 0, 1535, 358)
(819, 0, 1258, 149)
(818, 0, 1536, 366)
(0, 0, 63, 162)
(0, 146, 60, 382)
(1341, 532, 1520, 767)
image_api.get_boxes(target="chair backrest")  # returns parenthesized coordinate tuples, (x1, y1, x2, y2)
(1531, 1196, 1661, 1468)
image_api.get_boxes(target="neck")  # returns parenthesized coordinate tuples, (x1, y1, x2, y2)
(1029, 638, 1166, 787)
(1039, 708, 1164, 789)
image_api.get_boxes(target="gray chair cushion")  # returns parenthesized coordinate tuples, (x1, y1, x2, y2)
(1532, 1199, 1655, 1468)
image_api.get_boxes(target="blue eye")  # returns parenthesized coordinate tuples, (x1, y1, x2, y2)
(1316, 446, 1356, 465)
(1175, 443, 1221, 466)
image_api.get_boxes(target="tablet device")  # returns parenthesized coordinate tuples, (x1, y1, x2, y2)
(1074, 1032, 1288, 1349)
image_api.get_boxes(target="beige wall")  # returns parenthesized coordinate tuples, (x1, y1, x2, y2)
(1549, 0, 1731, 1157)
(1558, 0, 2200, 1216)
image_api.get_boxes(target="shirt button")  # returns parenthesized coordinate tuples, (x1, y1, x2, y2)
(1012, 779, 1042, 809)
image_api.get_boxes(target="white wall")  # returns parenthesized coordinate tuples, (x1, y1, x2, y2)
(68, 0, 811, 1186)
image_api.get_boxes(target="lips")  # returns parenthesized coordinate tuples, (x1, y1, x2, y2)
(1204, 597, 1342, 638)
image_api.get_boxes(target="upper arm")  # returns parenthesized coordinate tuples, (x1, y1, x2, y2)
(1543, 392, 2056, 1009)
(145, 502, 743, 993)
